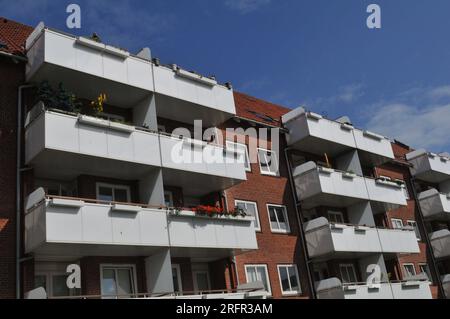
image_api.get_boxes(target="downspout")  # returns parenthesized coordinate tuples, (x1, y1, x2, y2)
(408, 176, 446, 298)
(283, 146, 317, 299)
(16, 84, 35, 299)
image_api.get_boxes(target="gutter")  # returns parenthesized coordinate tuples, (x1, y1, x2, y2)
(0, 50, 28, 62)
(16, 84, 35, 299)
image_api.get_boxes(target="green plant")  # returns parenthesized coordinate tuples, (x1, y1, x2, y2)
(36, 81, 81, 113)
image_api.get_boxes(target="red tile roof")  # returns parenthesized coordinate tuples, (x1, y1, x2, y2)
(233, 91, 291, 127)
(0, 17, 33, 56)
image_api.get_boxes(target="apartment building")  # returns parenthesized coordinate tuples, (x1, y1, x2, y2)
(0, 17, 444, 299)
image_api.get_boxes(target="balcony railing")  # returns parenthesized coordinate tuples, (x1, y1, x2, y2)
(315, 277, 432, 299)
(25, 189, 257, 257)
(282, 108, 394, 164)
(406, 149, 450, 183)
(304, 218, 420, 259)
(292, 162, 407, 210)
(429, 229, 450, 259)
(418, 189, 450, 221)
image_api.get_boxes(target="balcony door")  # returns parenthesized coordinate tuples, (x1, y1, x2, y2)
(100, 265, 137, 298)
(193, 270, 211, 294)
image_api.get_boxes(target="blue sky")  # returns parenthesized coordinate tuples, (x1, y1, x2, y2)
(2, 0, 450, 152)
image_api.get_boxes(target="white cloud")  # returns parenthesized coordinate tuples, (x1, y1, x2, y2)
(366, 87, 450, 152)
(225, 0, 271, 14)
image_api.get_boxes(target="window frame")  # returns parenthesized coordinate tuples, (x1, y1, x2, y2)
(266, 204, 291, 234)
(192, 270, 211, 293)
(244, 264, 272, 296)
(339, 263, 358, 284)
(391, 218, 404, 229)
(257, 147, 278, 176)
(34, 272, 79, 298)
(418, 263, 431, 281)
(277, 264, 302, 296)
(99, 264, 138, 298)
(327, 210, 345, 224)
(172, 264, 183, 294)
(226, 141, 251, 172)
(164, 190, 174, 207)
(406, 220, 421, 241)
(96, 183, 131, 203)
(235, 200, 261, 232)
(402, 263, 417, 278)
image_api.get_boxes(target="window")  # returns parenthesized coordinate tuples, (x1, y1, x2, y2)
(395, 180, 410, 199)
(277, 265, 301, 295)
(267, 205, 290, 233)
(339, 264, 358, 284)
(403, 263, 416, 278)
(193, 271, 210, 293)
(328, 210, 344, 224)
(257, 148, 278, 176)
(34, 273, 80, 297)
(245, 265, 271, 295)
(101, 265, 136, 298)
(419, 264, 431, 281)
(235, 200, 260, 231)
(96, 183, 131, 203)
(227, 141, 251, 172)
(391, 218, 404, 229)
(99, 112, 125, 122)
(164, 190, 174, 207)
(407, 220, 421, 240)
(172, 264, 183, 294)
(313, 263, 329, 282)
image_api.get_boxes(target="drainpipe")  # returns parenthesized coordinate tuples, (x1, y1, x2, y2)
(408, 176, 446, 298)
(283, 147, 317, 299)
(16, 84, 35, 299)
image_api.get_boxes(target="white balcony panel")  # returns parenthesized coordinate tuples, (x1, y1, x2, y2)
(304, 218, 419, 259)
(26, 28, 152, 107)
(406, 150, 450, 183)
(153, 65, 235, 114)
(159, 135, 246, 181)
(430, 229, 450, 259)
(418, 189, 450, 221)
(353, 129, 394, 163)
(316, 278, 432, 299)
(25, 111, 161, 170)
(293, 163, 369, 209)
(282, 110, 356, 156)
(377, 228, 420, 254)
(442, 275, 450, 299)
(25, 197, 170, 256)
(365, 178, 408, 211)
(168, 211, 257, 250)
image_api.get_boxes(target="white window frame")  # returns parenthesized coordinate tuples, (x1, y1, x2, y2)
(257, 147, 278, 176)
(277, 264, 302, 296)
(164, 190, 174, 207)
(327, 210, 344, 224)
(227, 141, 251, 172)
(418, 263, 431, 280)
(391, 218, 404, 229)
(235, 200, 261, 232)
(100, 264, 138, 298)
(267, 204, 290, 234)
(407, 220, 421, 240)
(172, 264, 183, 294)
(192, 270, 211, 293)
(96, 183, 131, 203)
(34, 272, 79, 297)
(395, 179, 409, 199)
(245, 264, 272, 295)
(339, 263, 358, 284)
(402, 263, 416, 278)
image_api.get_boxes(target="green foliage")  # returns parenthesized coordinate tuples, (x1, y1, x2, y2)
(36, 81, 82, 113)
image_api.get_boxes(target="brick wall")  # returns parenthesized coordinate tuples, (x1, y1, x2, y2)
(0, 56, 26, 298)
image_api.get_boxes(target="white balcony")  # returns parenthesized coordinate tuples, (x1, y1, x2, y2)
(153, 64, 236, 126)
(293, 162, 407, 210)
(406, 149, 450, 183)
(304, 218, 419, 260)
(159, 134, 247, 196)
(24, 188, 170, 258)
(168, 210, 258, 256)
(430, 229, 450, 259)
(25, 189, 258, 259)
(316, 278, 432, 299)
(282, 108, 394, 165)
(418, 189, 450, 221)
(26, 25, 153, 107)
(25, 109, 161, 180)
